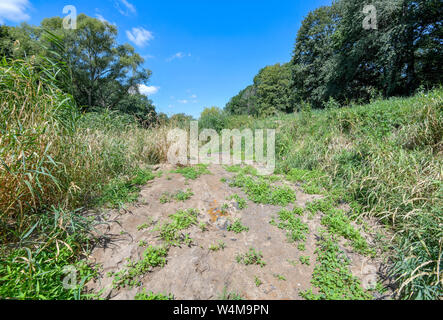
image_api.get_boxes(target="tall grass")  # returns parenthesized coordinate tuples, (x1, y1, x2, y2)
(274, 90, 442, 299)
(0, 56, 176, 299)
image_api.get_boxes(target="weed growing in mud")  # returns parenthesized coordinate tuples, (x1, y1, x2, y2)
(299, 232, 372, 300)
(288, 259, 298, 267)
(156, 209, 199, 246)
(199, 222, 208, 232)
(111, 245, 168, 289)
(274, 274, 287, 281)
(173, 164, 210, 180)
(270, 209, 309, 244)
(98, 169, 156, 208)
(227, 219, 249, 234)
(219, 287, 244, 300)
(299, 256, 311, 266)
(254, 276, 263, 287)
(138, 240, 148, 247)
(227, 194, 248, 209)
(298, 243, 306, 251)
(135, 289, 174, 300)
(321, 209, 374, 256)
(160, 189, 194, 203)
(236, 248, 266, 267)
(286, 168, 327, 195)
(174, 189, 194, 201)
(229, 173, 296, 206)
(209, 241, 226, 251)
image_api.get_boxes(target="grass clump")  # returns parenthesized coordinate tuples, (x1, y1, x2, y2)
(270, 209, 309, 244)
(209, 240, 226, 252)
(111, 245, 168, 289)
(300, 233, 372, 300)
(228, 194, 248, 209)
(160, 189, 194, 203)
(173, 164, 210, 180)
(156, 209, 198, 246)
(321, 209, 374, 256)
(229, 173, 296, 206)
(218, 287, 243, 300)
(135, 289, 174, 300)
(227, 219, 249, 234)
(236, 248, 266, 267)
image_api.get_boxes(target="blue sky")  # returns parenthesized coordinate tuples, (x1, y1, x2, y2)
(1, 0, 332, 118)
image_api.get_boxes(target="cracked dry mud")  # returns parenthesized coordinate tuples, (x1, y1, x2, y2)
(86, 164, 386, 300)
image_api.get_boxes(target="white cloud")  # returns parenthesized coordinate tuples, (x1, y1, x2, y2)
(0, 0, 31, 24)
(190, 94, 197, 99)
(166, 52, 191, 62)
(126, 27, 154, 47)
(178, 99, 189, 104)
(116, 0, 136, 16)
(138, 84, 159, 96)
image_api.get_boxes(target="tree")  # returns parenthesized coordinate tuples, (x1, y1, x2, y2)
(40, 14, 151, 111)
(254, 63, 294, 115)
(290, 4, 340, 108)
(0, 26, 13, 58)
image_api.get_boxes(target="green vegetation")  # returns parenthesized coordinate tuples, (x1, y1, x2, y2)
(273, 274, 287, 281)
(160, 189, 194, 203)
(218, 287, 243, 300)
(173, 164, 211, 180)
(270, 209, 309, 244)
(299, 256, 311, 266)
(254, 276, 263, 287)
(228, 194, 248, 209)
(209, 241, 226, 252)
(300, 233, 372, 300)
(135, 289, 174, 300)
(236, 248, 266, 268)
(227, 219, 249, 234)
(229, 173, 296, 206)
(156, 209, 199, 247)
(111, 246, 168, 289)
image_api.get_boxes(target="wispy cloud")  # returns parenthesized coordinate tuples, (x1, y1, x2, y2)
(138, 84, 159, 96)
(115, 0, 136, 16)
(166, 52, 191, 62)
(178, 99, 189, 104)
(0, 0, 31, 24)
(126, 27, 154, 47)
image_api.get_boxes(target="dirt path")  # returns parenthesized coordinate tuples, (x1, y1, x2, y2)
(86, 164, 388, 300)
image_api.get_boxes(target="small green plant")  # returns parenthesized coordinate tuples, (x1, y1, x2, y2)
(229, 174, 296, 206)
(236, 248, 266, 267)
(209, 240, 226, 251)
(174, 188, 194, 201)
(273, 274, 286, 281)
(156, 209, 199, 246)
(287, 259, 298, 267)
(299, 232, 372, 300)
(137, 223, 150, 231)
(299, 256, 310, 266)
(111, 245, 168, 288)
(135, 289, 174, 300)
(173, 164, 210, 180)
(297, 243, 306, 251)
(227, 219, 249, 234)
(218, 287, 243, 300)
(321, 208, 374, 256)
(254, 276, 263, 287)
(199, 222, 207, 232)
(228, 194, 248, 209)
(138, 240, 148, 247)
(271, 209, 309, 244)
